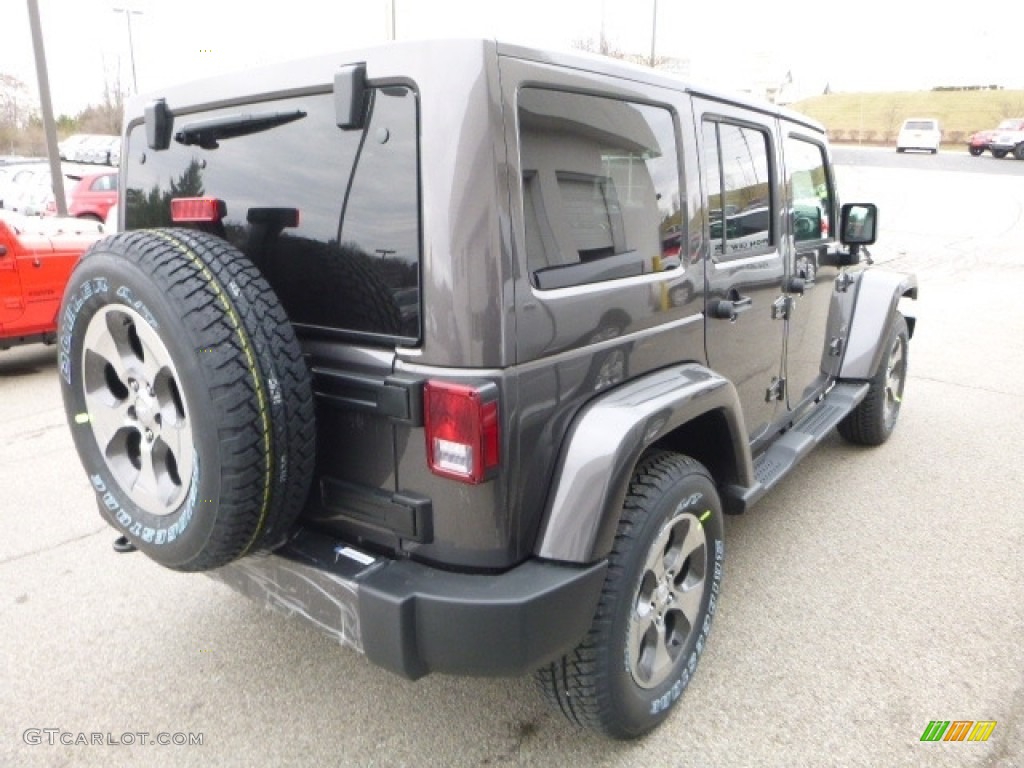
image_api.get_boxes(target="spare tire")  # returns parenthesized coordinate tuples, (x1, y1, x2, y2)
(58, 228, 316, 571)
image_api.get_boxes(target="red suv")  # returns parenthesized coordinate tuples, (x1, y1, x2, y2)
(0, 213, 103, 348)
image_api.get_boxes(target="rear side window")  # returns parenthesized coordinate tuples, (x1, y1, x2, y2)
(124, 88, 420, 342)
(702, 120, 773, 261)
(518, 88, 681, 290)
(91, 174, 117, 192)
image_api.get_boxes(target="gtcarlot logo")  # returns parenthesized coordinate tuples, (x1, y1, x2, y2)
(920, 720, 997, 742)
(23, 729, 204, 747)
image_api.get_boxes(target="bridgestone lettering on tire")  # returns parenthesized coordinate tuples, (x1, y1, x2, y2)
(535, 452, 724, 739)
(58, 228, 316, 571)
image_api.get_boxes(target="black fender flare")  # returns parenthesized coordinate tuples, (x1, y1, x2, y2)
(534, 363, 750, 563)
(840, 269, 918, 380)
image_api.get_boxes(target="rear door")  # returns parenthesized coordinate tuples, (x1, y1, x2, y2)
(695, 98, 786, 442)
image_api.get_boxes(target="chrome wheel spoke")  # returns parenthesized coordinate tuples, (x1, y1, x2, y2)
(628, 509, 709, 689)
(88, 398, 134, 454)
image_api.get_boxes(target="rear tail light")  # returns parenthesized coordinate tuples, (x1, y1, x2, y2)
(424, 380, 499, 484)
(171, 197, 225, 223)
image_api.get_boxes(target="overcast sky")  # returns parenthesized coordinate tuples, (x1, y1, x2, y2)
(2, 0, 1020, 116)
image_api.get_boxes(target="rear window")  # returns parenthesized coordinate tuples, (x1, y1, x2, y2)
(124, 88, 420, 342)
(903, 121, 937, 131)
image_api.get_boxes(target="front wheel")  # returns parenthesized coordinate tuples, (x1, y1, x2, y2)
(992, 149, 1009, 159)
(968, 146, 984, 157)
(1013, 144, 1024, 161)
(838, 313, 909, 446)
(535, 452, 724, 739)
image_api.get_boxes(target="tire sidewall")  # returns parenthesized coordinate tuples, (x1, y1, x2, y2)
(60, 249, 225, 566)
(606, 465, 724, 736)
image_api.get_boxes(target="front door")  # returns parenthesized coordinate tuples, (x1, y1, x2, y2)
(0, 225, 25, 328)
(781, 127, 841, 411)
(696, 101, 786, 442)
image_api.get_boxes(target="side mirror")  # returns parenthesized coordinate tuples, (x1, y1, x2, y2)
(840, 203, 878, 246)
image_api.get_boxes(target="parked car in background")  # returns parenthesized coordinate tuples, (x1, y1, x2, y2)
(58, 171, 118, 222)
(967, 118, 1024, 156)
(1, 166, 63, 216)
(989, 120, 1024, 160)
(58, 134, 121, 166)
(58, 134, 92, 161)
(0, 211, 103, 349)
(104, 202, 119, 234)
(896, 118, 941, 154)
(0, 162, 47, 210)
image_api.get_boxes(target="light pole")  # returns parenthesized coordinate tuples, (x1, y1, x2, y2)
(649, 0, 658, 67)
(385, 0, 396, 40)
(112, 7, 142, 93)
(26, 0, 67, 215)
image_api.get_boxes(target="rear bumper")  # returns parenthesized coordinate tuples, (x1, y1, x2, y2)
(208, 527, 607, 680)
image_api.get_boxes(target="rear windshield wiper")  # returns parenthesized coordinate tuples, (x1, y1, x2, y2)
(174, 110, 307, 149)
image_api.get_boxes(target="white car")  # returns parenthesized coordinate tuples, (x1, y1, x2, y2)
(896, 118, 941, 154)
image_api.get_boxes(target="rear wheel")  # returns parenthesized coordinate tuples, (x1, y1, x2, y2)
(1014, 144, 1024, 160)
(968, 146, 984, 157)
(838, 313, 909, 446)
(535, 452, 724, 739)
(59, 228, 316, 571)
(992, 149, 1008, 159)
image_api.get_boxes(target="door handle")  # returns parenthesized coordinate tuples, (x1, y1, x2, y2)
(33, 258, 42, 268)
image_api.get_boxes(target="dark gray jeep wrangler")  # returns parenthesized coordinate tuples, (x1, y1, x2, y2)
(58, 39, 916, 738)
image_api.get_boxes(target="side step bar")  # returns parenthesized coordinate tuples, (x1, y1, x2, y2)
(721, 381, 869, 514)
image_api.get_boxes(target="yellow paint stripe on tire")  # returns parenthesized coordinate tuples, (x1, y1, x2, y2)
(151, 230, 273, 555)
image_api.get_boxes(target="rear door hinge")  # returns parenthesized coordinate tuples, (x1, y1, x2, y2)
(835, 272, 855, 293)
(765, 377, 786, 402)
(771, 296, 793, 320)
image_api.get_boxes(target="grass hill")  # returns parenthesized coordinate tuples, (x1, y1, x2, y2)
(790, 89, 1024, 147)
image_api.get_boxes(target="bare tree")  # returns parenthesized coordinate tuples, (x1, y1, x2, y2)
(0, 74, 41, 154)
(77, 63, 126, 135)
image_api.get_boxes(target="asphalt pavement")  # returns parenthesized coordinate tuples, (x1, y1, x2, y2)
(1, 152, 1021, 767)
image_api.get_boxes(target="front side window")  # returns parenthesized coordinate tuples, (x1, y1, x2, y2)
(518, 88, 681, 290)
(785, 136, 833, 243)
(703, 120, 773, 261)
